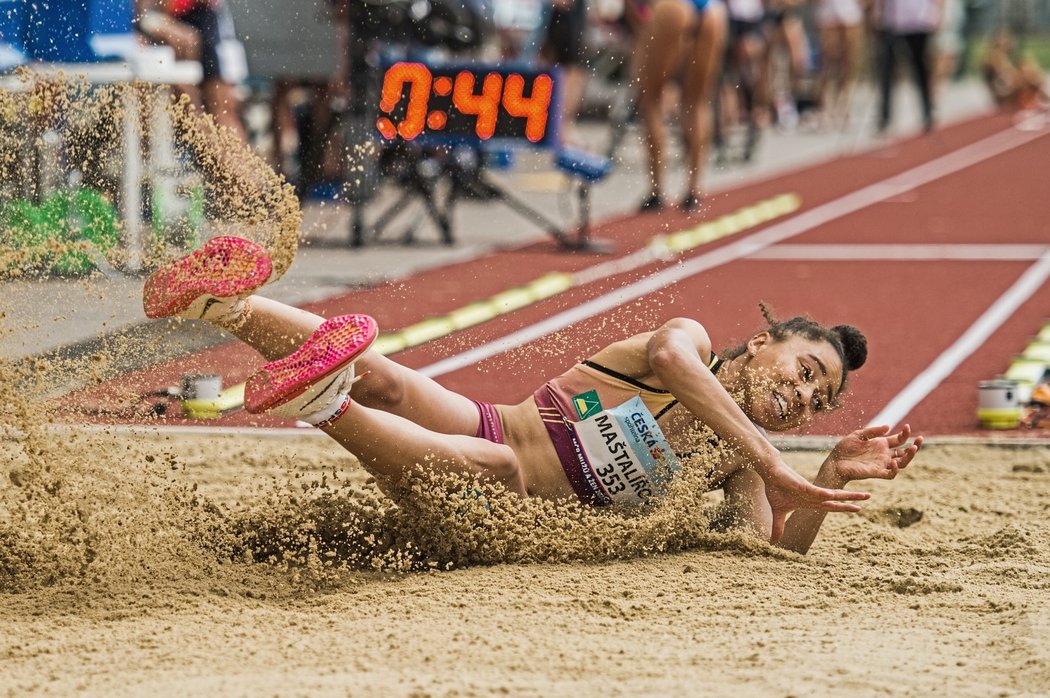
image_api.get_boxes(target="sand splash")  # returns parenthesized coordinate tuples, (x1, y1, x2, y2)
(0, 72, 300, 279)
(0, 390, 766, 597)
(0, 73, 772, 601)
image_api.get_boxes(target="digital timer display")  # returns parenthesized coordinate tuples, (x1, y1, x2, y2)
(375, 62, 559, 147)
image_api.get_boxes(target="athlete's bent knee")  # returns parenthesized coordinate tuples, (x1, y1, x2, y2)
(356, 364, 407, 410)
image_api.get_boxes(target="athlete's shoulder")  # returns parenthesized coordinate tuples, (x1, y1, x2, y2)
(649, 317, 714, 363)
(657, 316, 710, 342)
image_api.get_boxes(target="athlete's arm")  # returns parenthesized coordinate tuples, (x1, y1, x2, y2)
(645, 317, 870, 542)
(778, 425, 923, 553)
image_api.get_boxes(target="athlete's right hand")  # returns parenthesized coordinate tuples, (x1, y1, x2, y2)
(760, 460, 870, 543)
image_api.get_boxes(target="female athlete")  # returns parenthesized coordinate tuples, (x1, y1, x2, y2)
(144, 236, 922, 551)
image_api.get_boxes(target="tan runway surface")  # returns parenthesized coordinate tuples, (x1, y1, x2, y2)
(3, 430, 1048, 697)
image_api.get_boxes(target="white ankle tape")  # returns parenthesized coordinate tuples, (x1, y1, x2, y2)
(304, 393, 351, 429)
(212, 298, 251, 331)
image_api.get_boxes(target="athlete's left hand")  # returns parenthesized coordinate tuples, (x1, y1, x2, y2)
(761, 459, 871, 543)
(820, 424, 924, 487)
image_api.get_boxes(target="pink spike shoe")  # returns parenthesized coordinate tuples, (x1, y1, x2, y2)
(143, 236, 272, 321)
(244, 314, 379, 422)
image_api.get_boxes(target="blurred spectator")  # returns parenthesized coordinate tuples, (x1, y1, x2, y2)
(813, 0, 864, 131)
(266, 0, 350, 192)
(634, 0, 728, 213)
(871, 0, 943, 135)
(539, 0, 589, 145)
(136, 0, 249, 143)
(715, 0, 766, 162)
(953, 0, 992, 79)
(934, 0, 964, 95)
(759, 0, 811, 129)
(981, 29, 1049, 112)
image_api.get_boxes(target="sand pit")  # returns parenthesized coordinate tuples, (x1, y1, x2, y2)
(1, 73, 1047, 698)
(2, 428, 1048, 697)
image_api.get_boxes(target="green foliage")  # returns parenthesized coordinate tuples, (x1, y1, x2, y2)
(0, 188, 121, 276)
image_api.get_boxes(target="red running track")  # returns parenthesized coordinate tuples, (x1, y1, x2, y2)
(66, 111, 1050, 437)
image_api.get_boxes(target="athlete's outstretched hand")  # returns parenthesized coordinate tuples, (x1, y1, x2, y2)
(820, 424, 923, 486)
(774, 425, 924, 554)
(760, 460, 871, 543)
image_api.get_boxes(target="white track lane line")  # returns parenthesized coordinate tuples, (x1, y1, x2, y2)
(752, 244, 1050, 261)
(867, 250, 1050, 429)
(419, 123, 1049, 379)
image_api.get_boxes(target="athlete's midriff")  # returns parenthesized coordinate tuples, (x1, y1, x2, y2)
(494, 399, 575, 499)
(499, 362, 681, 505)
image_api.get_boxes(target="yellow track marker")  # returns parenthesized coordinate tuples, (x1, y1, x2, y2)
(449, 302, 499, 330)
(737, 205, 763, 228)
(1021, 341, 1050, 363)
(694, 222, 720, 244)
(400, 317, 456, 346)
(1004, 357, 1048, 385)
(528, 272, 574, 299)
(491, 287, 535, 313)
(372, 334, 407, 355)
(665, 230, 697, 253)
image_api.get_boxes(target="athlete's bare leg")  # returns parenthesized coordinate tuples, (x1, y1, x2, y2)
(234, 303, 527, 498)
(320, 401, 526, 499)
(141, 236, 484, 438)
(231, 296, 483, 437)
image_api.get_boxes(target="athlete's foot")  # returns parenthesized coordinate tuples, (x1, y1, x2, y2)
(244, 314, 379, 426)
(142, 236, 272, 327)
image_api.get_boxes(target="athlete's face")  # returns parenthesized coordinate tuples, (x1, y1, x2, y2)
(737, 332, 845, 432)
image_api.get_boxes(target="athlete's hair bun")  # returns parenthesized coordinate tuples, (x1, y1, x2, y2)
(833, 325, 867, 371)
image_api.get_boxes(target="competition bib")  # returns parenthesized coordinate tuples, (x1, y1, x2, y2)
(572, 396, 679, 505)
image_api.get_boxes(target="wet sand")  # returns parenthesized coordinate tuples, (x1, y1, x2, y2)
(3, 432, 1048, 697)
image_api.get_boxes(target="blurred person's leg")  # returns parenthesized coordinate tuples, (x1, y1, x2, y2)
(816, 24, 841, 128)
(135, 9, 205, 113)
(270, 80, 299, 176)
(779, 9, 810, 108)
(1018, 58, 1049, 109)
(876, 29, 897, 134)
(901, 32, 934, 131)
(137, 11, 201, 61)
(757, 14, 793, 128)
(679, 1, 726, 207)
(541, 0, 588, 145)
(819, 22, 860, 130)
(636, 0, 691, 210)
(178, 2, 248, 143)
(736, 24, 765, 158)
(755, 20, 776, 127)
(838, 23, 862, 127)
(954, 0, 988, 79)
(201, 81, 246, 142)
(934, 0, 963, 104)
(711, 41, 731, 163)
(714, 22, 744, 162)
